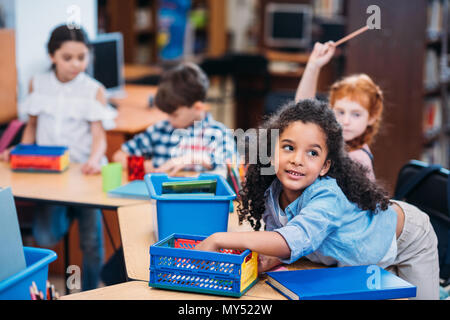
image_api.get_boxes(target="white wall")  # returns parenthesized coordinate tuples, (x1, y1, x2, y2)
(0, 0, 15, 28)
(1, 0, 97, 118)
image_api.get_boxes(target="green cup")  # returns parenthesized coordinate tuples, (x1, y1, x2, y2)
(101, 162, 123, 192)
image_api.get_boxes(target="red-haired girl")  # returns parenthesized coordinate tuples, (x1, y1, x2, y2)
(296, 41, 384, 180)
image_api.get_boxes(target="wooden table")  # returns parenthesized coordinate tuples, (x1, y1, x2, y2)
(0, 162, 146, 209)
(0, 161, 152, 291)
(124, 64, 163, 83)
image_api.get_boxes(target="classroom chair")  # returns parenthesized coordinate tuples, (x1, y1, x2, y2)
(200, 55, 233, 121)
(264, 90, 296, 116)
(393, 160, 450, 285)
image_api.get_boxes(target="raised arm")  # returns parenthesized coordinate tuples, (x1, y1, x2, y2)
(295, 41, 336, 102)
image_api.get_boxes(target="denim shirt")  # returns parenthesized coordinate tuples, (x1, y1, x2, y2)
(263, 177, 397, 267)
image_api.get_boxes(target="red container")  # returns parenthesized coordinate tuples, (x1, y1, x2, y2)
(127, 156, 145, 181)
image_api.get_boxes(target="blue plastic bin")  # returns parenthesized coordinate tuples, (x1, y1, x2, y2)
(144, 173, 236, 240)
(0, 247, 57, 300)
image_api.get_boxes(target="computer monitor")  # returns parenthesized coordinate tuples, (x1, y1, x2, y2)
(88, 32, 125, 98)
(264, 3, 313, 50)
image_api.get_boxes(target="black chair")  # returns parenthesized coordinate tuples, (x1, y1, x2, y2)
(264, 90, 296, 116)
(393, 160, 450, 284)
(228, 53, 271, 100)
(200, 55, 234, 120)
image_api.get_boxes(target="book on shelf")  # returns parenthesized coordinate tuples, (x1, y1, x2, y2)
(135, 7, 153, 31)
(423, 98, 443, 136)
(427, 0, 443, 39)
(313, 0, 343, 18)
(421, 142, 446, 166)
(265, 265, 416, 300)
(424, 49, 440, 91)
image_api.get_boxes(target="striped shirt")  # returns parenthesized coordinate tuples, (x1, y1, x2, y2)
(121, 113, 237, 174)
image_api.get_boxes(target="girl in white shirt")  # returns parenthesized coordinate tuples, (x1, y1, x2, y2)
(1, 25, 115, 290)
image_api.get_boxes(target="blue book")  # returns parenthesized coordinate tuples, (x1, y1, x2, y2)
(0, 188, 26, 282)
(266, 265, 416, 300)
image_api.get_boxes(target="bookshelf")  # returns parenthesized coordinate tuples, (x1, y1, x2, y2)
(422, 0, 450, 168)
(344, 0, 450, 193)
(98, 0, 158, 64)
(97, 0, 226, 64)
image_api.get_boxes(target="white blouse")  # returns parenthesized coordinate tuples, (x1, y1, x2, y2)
(21, 71, 117, 164)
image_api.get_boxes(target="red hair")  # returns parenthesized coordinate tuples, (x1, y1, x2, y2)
(329, 74, 384, 151)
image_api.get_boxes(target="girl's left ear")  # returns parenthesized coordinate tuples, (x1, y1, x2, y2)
(320, 159, 331, 177)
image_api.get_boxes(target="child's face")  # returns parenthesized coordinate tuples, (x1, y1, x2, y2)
(50, 41, 90, 83)
(273, 121, 331, 201)
(167, 102, 205, 129)
(333, 98, 375, 142)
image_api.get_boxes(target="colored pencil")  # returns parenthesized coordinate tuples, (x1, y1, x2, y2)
(333, 25, 369, 47)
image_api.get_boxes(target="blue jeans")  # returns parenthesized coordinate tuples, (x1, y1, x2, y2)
(32, 205, 104, 291)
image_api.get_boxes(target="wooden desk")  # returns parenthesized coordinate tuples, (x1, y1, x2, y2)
(110, 84, 166, 134)
(60, 280, 269, 300)
(106, 84, 167, 160)
(57, 201, 325, 300)
(0, 162, 146, 209)
(0, 162, 150, 282)
(124, 64, 162, 82)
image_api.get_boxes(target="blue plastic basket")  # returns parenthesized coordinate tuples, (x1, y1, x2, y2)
(0, 247, 57, 300)
(149, 234, 258, 297)
(144, 173, 236, 240)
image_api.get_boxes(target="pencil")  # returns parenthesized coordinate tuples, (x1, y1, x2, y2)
(333, 25, 369, 47)
(29, 286, 37, 300)
(227, 164, 239, 195)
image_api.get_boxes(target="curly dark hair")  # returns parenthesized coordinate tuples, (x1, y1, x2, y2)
(238, 99, 390, 231)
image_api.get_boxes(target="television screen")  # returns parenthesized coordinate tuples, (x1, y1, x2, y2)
(88, 32, 125, 97)
(265, 3, 312, 49)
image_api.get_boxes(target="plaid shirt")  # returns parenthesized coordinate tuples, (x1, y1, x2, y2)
(121, 113, 237, 174)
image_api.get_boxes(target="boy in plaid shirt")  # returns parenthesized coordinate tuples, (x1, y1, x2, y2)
(112, 63, 237, 177)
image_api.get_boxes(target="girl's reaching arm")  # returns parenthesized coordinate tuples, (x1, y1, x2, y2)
(194, 231, 291, 260)
(295, 41, 336, 102)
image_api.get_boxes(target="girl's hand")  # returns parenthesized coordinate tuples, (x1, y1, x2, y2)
(308, 41, 336, 69)
(81, 159, 102, 175)
(0, 147, 13, 162)
(258, 255, 283, 274)
(194, 233, 222, 253)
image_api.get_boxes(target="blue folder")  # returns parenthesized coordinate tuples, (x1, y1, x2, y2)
(0, 188, 26, 282)
(108, 180, 218, 200)
(266, 265, 416, 300)
(107, 181, 149, 200)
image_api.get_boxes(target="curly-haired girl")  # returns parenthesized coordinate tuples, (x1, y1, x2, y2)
(296, 41, 384, 180)
(196, 99, 439, 300)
